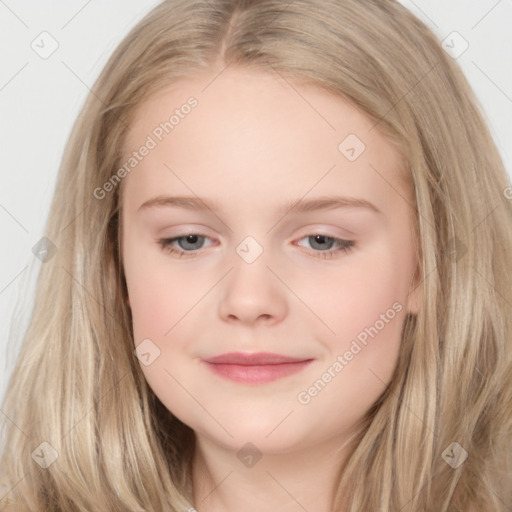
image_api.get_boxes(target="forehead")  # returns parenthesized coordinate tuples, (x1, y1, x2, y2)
(121, 68, 411, 210)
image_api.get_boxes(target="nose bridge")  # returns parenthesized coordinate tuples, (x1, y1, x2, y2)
(235, 234, 266, 266)
(228, 234, 275, 296)
(217, 234, 288, 325)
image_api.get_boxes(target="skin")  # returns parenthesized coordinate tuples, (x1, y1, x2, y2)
(121, 66, 422, 512)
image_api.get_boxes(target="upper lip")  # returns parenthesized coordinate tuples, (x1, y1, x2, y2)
(203, 352, 312, 365)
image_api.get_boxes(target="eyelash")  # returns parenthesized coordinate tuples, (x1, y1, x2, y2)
(157, 233, 355, 260)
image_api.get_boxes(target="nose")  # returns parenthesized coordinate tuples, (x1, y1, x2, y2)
(217, 256, 288, 327)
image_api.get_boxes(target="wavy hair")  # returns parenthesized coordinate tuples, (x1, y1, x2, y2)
(1, 0, 511, 510)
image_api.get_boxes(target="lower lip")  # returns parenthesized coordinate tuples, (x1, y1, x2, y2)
(202, 360, 313, 384)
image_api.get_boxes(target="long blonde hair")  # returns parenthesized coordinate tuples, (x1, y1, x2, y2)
(1, 0, 511, 510)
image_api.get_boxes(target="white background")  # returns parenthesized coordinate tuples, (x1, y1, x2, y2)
(1, 0, 511, 404)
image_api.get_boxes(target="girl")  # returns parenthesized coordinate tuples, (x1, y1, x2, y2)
(1, 0, 511, 510)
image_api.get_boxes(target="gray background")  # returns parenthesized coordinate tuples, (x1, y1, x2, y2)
(1, 0, 511, 404)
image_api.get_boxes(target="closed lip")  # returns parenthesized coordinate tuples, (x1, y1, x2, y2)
(203, 352, 312, 365)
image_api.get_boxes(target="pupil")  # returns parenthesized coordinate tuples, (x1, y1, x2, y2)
(311, 235, 334, 250)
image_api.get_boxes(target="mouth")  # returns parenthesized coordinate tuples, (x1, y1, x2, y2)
(201, 352, 314, 384)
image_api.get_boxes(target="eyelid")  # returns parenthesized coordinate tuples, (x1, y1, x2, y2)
(158, 226, 352, 245)
(292, 224, 355, 239)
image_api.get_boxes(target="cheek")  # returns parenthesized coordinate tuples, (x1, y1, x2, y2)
(124, 247, 204, 414)
(124, 243, 207, 341)
(304, 251, 410, 348)
(292, 255, 409, 432)
(126, 272, 174, 341)
(292, 247, 412, 417)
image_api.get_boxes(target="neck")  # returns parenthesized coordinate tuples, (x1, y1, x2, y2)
(191, 431, 358, 512)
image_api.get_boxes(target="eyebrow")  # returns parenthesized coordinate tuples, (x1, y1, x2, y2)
(137, 194, 382, 216)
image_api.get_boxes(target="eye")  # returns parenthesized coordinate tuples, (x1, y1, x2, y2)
(294, 234, 355, 259)
(157, 233, 215, 258)
(157, 233, 355, 260)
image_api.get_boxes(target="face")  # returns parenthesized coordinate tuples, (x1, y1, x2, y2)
(120, 67, 421, 455)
